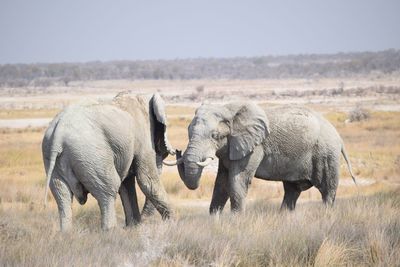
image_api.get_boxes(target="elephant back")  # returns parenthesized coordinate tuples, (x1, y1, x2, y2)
(263, 106, 321, 158)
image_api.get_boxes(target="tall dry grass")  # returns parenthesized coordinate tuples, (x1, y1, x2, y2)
(1, 190, 399, 266)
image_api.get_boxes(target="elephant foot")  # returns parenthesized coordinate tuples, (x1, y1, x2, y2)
(141, 204, 156, 218)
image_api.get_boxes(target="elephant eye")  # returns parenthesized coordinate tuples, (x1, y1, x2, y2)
(211, 132, 219, 140)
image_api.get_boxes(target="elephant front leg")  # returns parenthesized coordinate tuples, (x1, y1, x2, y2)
(141, 154, 165, 218)
(135, 156, 173, 220)
(119, 175, 141, 226)
(228, 147, 263, 213)
(229, 173, 251, 212)
(50, 176, 73, 231)
(210, 162, 229, 214)
(141, 198, 156, 218)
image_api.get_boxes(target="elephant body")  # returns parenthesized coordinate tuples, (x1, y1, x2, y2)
(42, 93, 173, 230)
(258, 106, 341, 180)
(177, 103, 355, 213)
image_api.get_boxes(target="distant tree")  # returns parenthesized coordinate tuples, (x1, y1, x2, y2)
(59, 76, 70, 86)
(0, 50, 399, 86)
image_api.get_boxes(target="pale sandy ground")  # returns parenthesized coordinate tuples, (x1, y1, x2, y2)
(0, 118, 52, 128)
(1, 77, 399, 109)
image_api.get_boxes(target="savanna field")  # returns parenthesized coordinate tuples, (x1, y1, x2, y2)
(0, 78, 400, 266)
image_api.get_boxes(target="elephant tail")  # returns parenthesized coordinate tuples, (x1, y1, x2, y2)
(341, 145, 357, 186)
(44, 150, 59, 207)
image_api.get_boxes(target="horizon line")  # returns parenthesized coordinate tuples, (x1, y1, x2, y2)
(1, 48, 398, 66)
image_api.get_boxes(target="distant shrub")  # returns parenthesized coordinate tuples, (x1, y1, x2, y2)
(195, 85, 205, 94)
(348, 106, 370, 122)
(395, 155, 400, 171)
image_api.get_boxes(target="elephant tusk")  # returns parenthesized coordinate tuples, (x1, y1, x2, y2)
(163, 158, 183, 166)
(167, 148, 176, 156)
(196, 157, 214, 167)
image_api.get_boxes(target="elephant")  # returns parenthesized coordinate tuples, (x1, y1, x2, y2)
(167, 102, 356, 213)
(42, 92, 174, 231)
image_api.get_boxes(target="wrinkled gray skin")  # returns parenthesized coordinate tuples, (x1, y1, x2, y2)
(42, 93, 174, 231)
(177, 102, 356, 213)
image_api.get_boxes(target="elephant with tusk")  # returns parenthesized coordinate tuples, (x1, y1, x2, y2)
(166, 102, 356, 213)
(42, 92, 174, 231)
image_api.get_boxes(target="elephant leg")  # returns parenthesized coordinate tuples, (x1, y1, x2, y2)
(135, 156, 172, 220)
(229, 172, 253, 213)
(65, 166, 87, 205)
(141, 198, 156, 217)
(314, 156, 339, 207)
(98, 196, 117, 230)
(321, 161, 339, 207)
(93, 168, 120, 230)
(210, 162, 229, 214)
(119, 175, 141, 227)
(50, 175, 73, 231)
(140, 154, 163, 218)
(280, 182, 301, 211)
(228, 147, 264, 213)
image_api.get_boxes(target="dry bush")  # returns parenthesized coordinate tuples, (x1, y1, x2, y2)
(347, 105, 370, 122)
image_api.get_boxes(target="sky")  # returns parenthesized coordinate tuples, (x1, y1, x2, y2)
(0, 0, 399, 64)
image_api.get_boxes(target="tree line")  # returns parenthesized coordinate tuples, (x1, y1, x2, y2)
(0, 50, 399, 87)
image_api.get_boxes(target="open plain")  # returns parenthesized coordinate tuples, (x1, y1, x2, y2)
(1, 77, 399, 266)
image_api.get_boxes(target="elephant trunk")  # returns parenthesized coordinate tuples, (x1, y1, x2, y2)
(177, 146, 205, 190)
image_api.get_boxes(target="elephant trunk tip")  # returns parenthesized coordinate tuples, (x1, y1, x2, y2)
(185, 182, 200, 190)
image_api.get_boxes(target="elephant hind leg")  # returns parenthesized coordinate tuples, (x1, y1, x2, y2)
(98, 196, 117, 230)
(50, 174, 73, 231)
(66, 167, 88, 205)
(319, 173, 339, 207)
(280, 181, 302, 211)
(91, 169, 120, 230)
(59, 154, 87, 205)
(314, 156, 339, 207)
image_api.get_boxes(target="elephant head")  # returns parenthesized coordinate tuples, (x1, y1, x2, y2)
(113, 92, 175, 165)
(169, 102, 270, 190)
(150, 93, 175, 159)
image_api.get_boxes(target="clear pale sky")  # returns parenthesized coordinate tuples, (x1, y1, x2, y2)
(0, 0, 399, 64)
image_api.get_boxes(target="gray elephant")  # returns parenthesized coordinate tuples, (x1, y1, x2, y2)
(167, 102, 356, 213)
(42, 92, 174, 231)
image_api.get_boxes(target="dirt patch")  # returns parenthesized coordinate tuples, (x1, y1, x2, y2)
(0, 118, 52, 129)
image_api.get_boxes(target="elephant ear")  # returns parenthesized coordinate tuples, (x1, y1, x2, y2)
(229, 103, 270, 161)
(151, 93, 174, 157)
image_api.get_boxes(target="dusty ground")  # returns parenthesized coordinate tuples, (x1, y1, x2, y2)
(1, 78, 399, 203)
(2, 75, 399, 109)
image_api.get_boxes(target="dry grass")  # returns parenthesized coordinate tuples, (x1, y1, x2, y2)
(0, 109, 59, 119)
(325, 110, 400, 181)
(0, 190, 399, 266)
(0, 103, 399, 266)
